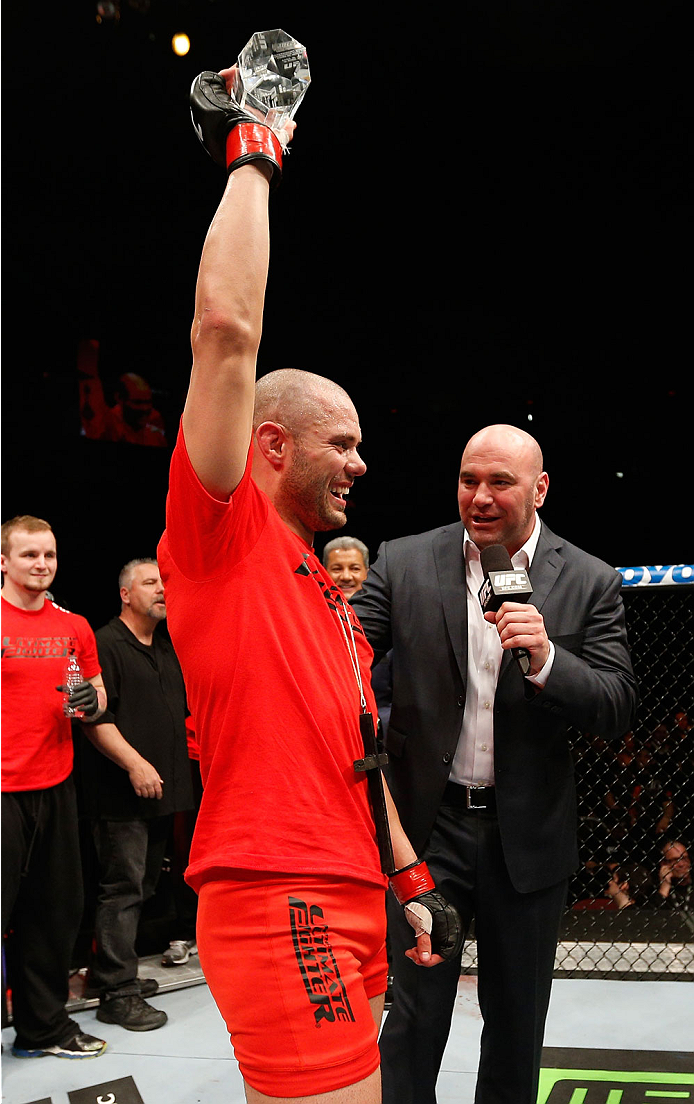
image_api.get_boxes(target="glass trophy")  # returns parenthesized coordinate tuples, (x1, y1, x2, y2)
(63, 652, 83, 717)
(233, 29, 310, 134)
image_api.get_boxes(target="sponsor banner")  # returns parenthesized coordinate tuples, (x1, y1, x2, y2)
(617, 564, 694, 587)
(539, 1048, 694, 1103)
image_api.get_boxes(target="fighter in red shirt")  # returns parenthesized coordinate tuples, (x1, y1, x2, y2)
(157, 65, 462, 1102)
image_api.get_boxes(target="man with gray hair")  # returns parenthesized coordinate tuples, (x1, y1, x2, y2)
(323, 535, 393, 740)
(323, 535, 370, 601)
(79, 558, 193, 1032)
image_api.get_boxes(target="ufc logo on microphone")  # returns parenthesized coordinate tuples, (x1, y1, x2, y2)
(492, 572, 526, 589)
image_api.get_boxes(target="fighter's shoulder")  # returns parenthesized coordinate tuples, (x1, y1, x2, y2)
(48, 600, 94, 629)
(378, 521, 463, 558)
(541, 524, 621, 587)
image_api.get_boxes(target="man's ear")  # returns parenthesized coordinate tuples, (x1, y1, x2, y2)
(254, 421, 291, 471)
(535, 471, 549, 509)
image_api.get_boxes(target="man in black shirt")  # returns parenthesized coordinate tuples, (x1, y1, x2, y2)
(79, 558, 193, 1031)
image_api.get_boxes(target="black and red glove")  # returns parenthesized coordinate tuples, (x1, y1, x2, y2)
(56, 679, 99, 718)
(189, 71, 283, 187)
(389, 860, 464, 961)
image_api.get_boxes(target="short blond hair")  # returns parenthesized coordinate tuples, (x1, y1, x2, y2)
(1, 515, 53, 556)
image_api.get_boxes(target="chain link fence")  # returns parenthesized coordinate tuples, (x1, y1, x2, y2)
(462, 570, 694, 980)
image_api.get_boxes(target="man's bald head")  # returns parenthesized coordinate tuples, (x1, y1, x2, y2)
(462, 424, 544, 481)
(457, 424, 549, 555)
(251, 368, 366, 545)
(253, 369, 356, 438)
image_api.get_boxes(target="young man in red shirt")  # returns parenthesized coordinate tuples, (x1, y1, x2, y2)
(1, 515, 107, 1059)
(157, 68, 462, 1102)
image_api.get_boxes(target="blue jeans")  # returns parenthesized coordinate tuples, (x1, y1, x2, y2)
(90, 815, 171, 999)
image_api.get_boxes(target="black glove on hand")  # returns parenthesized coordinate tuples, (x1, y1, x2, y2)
(57, 679, 99, 718)
(190, 71, 283, 186)
(389, 860, 464, 961)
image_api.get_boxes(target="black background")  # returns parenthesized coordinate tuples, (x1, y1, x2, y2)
(2, 1, 690, 630)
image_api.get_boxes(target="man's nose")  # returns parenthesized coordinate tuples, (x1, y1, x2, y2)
(472, 482, 493, 505)
(347, 449, 367, 477)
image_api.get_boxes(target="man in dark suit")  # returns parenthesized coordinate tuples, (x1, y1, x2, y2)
(352, 424, 638, 1104)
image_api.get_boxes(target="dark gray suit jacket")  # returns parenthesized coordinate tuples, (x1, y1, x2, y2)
(352, 519, 638, 894)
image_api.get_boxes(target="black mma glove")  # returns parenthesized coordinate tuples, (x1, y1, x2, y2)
(389, 860, 464, 961)
(190, 71, 283, 187)
(57, 679, 99, 718)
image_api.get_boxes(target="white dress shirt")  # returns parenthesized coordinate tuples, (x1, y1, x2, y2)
(449, 514, 555, 787)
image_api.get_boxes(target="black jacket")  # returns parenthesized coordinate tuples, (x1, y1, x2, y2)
(353, 520, 638, 894)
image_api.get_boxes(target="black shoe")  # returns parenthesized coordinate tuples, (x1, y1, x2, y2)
(12, 1032, 107, 1059)
(96, 995, 167, 1032)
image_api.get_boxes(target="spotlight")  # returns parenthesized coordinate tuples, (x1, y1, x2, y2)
(172, 32, 191, 56)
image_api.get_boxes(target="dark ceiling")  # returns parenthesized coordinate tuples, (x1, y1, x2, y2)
(2, 2, 690, 628)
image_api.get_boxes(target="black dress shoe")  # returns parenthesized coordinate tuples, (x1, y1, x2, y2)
(96, 995, 167, 1031)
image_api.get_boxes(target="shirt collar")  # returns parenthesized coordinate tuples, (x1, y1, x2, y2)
(464, 513, 542, 570)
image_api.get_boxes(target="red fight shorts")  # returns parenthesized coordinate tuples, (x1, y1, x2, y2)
(197, 872, 388, 1097)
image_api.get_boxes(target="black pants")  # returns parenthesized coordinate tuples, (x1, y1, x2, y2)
(90, 815, 171, 998)
(2, 776, 83, 1048)
(380, 802, 567, 1104)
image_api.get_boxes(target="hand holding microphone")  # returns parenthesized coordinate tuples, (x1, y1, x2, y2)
(478, 545, 550, 676)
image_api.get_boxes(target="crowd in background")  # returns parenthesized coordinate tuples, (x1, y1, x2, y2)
(570, 711, 693, 912)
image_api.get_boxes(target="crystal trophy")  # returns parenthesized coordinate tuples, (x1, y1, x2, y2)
(233, 29, 310, 135)
(63, 652, 83, 717)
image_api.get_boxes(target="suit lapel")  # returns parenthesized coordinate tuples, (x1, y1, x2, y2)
(527, 522, 566, 612)
(432, 524, 468, 686)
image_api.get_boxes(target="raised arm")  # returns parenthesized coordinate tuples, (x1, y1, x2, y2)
(182, 69, 287, 499)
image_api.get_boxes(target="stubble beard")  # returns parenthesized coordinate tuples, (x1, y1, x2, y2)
(282, 449, 347, 534)
(25, 576, 54, 593)
(466, 497, 536, 554)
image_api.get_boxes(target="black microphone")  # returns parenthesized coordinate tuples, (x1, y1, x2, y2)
(478, 545, 534, 676)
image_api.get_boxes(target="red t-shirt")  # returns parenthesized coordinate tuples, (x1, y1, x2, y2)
(157, 427, 385, 893)
(1, 596, 101, 791)
(185, 715, 200, 762)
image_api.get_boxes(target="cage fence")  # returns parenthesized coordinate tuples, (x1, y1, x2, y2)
(462, 568, 694, 980)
